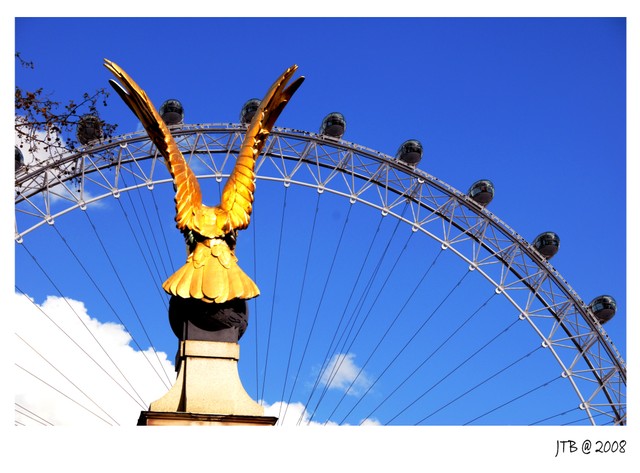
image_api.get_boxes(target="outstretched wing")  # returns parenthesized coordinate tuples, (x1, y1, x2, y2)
(104, 59, 205, 235)
(218, 65, 305, 232)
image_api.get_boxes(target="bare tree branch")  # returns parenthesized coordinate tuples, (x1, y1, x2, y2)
(15, 53, 118, 160)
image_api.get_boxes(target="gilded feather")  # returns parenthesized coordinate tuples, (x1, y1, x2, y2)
(105, 59, 303, 303)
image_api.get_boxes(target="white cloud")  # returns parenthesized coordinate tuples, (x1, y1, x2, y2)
(13, 293, 174, 426)
(15, 116, 66, 166)
(359, 417, 381, 426)
(11, 292, 381, 427)
(263, 400, 380, 426)
(15, 118, 103, 208)
(319, 353, 373, 396)
(264, 401, 335, 426)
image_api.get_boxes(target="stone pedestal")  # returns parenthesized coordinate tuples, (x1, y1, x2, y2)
(138, 339, 277, 426)
(138, 411, 277, 426)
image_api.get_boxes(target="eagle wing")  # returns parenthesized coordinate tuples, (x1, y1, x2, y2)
(218, 65, 305, 232)
(105, 59, 304, 237)
(104, 59, 209, 235)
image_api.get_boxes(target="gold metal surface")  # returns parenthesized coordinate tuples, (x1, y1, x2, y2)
(105, 59, 304, 303)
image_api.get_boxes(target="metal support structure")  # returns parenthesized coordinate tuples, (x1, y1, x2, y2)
(15, 124, 626, 425)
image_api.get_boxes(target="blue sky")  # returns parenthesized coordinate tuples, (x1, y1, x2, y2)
(8, 11, 636, 470)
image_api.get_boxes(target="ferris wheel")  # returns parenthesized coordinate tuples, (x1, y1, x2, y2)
(14, 99, 626, 427)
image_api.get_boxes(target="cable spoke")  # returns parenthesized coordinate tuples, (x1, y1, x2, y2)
(15, 364, 116, 426)
(49, 224, 169, 386)
(464, 375, 562, 425)
(307, 211, 411, 424)
(16, 276, 148, 409)
(417, 345, 543, 425)
(16, 334, 121, 425)
(278, 192, 322, 421)
(384, 315, 521, 425)
(82, 210, 172, 387)
(260, 184, 289, 403)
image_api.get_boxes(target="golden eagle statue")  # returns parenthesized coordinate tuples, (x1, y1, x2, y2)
(105, 59, 304, 304)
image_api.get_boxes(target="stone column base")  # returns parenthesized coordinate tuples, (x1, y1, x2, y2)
(137, 411, 277, 426)
(139, 340, 276, 426)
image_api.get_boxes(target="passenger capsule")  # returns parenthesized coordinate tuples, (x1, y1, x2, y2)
(320, 112, 346, 138)
(589, 295, 617, 324)
(76, 114, 103, 145)
(240, 98, 261, 124)
(468, 179, 495, 205)
(396, 139, 423, 166)
(15, 146, 25, 171)
(159, 99, 184, 125)
(532, 232, 560, 259)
